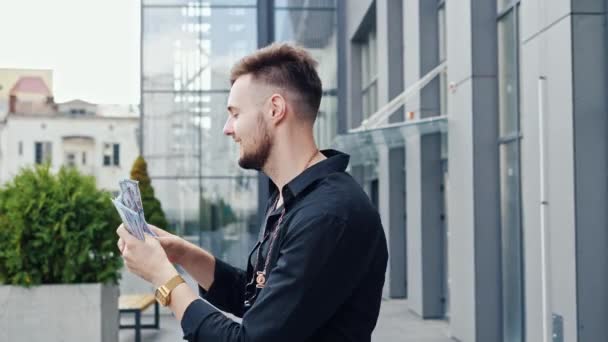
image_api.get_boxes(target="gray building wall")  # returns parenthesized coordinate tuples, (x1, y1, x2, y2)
(521, 1, 608, 341)
(521, 7, 579, 342)
(340, 0, 607, 341)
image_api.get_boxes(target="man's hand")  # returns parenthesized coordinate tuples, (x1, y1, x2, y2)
(116, 225, 179, 287)
(148, 225, 188, 265)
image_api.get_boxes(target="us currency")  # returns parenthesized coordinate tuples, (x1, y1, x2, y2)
(116, 179, 157, 237)
(119, 180, 143, 212)
(112, 199, 145, 240)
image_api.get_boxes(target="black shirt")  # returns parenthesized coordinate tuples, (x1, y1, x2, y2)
(181, 149, 389, 342)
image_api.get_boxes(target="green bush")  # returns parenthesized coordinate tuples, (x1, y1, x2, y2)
(0, 165, 122, 286)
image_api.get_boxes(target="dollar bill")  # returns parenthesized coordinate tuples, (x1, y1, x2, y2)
(119, 180, 144, 213)
(112, 199, 145, 240)
(113, 179, 158, 238)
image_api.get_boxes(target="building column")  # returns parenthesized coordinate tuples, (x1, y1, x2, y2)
(404, 0, 448, 319)
(571, 1, 607, 340)
(377, 0, 407, 299)
(445, 0, 501, 341)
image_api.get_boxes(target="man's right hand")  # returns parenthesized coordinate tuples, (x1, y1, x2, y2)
(149, 225, 188, 265)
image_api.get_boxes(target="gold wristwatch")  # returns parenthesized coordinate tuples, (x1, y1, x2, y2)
(155, 274, 185, 306)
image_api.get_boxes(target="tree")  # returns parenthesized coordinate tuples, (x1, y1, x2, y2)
(130, 156, 169, 231)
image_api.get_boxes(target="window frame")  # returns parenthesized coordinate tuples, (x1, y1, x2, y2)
(34, 141, 52, 165)
(103, 143, 120, 167)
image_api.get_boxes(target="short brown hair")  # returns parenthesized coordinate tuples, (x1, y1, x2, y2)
(230, 43, 323, 122)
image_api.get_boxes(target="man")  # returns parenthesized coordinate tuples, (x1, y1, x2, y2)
(117, 43, 388, 342)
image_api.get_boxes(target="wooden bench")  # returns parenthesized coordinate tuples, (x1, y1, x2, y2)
(119, 294, 160, 342)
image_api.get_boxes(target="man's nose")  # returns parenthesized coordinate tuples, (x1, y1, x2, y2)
(223, 117, 234, 136)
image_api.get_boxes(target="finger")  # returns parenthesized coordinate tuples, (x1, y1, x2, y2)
(116, 225, 137, 244)
(155, 236, 170, 246)
(144, 233, 162, 248)
(149, 225, 171, 237)
(117, 238, 125, 253)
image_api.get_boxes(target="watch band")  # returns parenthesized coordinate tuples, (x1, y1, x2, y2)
(164, 274, 185, 291)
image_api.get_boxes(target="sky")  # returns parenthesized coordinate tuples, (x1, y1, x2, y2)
(0, 0, 140, 104)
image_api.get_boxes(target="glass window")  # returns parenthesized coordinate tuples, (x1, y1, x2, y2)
(141, 2, 261, 253)
(499, 141, 524, 342)
(113, 144, 120, 166)
(497, 0, 515, 13)
(143, 0, 256, 6)
(497, 3, 524, 342)
(103, 143, 120, 166)
(34, 142, 52, 164)
(361, 27, 378, 119)
(275, 0, 335, 8)
(18, 141, 23, 156)
(438, 3, 447, 115)
(498, 10, 519, 136)
(142, 6, 257, 91)
(148, 176, 258, 269)
(66, 153, 76, 167)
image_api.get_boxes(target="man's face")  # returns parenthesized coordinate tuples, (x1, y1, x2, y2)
(223, 75, 273, 171)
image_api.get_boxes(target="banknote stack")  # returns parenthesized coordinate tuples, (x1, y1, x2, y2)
(112, 179, 157, 240)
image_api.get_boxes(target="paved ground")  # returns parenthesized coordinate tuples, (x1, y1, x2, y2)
(119, 298, 452, 342)
(371, 299, 452, 342)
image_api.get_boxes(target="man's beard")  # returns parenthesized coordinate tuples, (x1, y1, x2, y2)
(238, 117, 272, 171)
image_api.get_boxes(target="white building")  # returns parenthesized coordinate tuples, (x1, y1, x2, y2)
(0, 73, 139, 194)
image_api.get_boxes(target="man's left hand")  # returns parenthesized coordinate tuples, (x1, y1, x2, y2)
(116, 225, 179, 287)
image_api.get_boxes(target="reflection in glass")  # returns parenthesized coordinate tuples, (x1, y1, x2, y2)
(499, 141, 524, 342)
(150, 177, 258, 269)
(361, 27, 378, 119)
(143, 6, 257, 91)
(142, 3, 260, 263)
(143, 0, 256, 6)
(498, 10, 519, 136)
(438, 4, 447, 115)
(497, 0, 514, 13)
(275, 0, 335, 8)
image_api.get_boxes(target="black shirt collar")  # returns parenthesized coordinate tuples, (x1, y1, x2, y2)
(268, 149, 350, 207)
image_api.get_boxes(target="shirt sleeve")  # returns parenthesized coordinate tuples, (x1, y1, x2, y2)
(180, 213, 377, 342)
(197, 257, 247, 317)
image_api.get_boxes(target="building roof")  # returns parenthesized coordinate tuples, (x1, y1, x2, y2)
(9, 76, 52, 96)
(4, 111, 138, 121)
(58, 99, 96, 106)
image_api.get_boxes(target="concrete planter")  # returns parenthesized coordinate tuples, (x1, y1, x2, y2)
(0, 283, 119, 342)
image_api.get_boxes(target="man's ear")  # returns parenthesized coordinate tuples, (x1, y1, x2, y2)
(268, 93, 287, 125)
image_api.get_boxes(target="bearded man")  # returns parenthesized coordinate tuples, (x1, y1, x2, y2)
(117, 43, 388, 342)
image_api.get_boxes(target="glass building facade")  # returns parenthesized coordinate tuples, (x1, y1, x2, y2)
(141, 0, 336, 268)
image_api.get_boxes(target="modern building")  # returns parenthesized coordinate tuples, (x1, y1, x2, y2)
(337, 1, 607, 342)
(0, 72, 140, 194)
(140, 1, 607, 341)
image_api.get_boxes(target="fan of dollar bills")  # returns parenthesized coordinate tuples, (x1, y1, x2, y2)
(112, 179, 158, 240)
